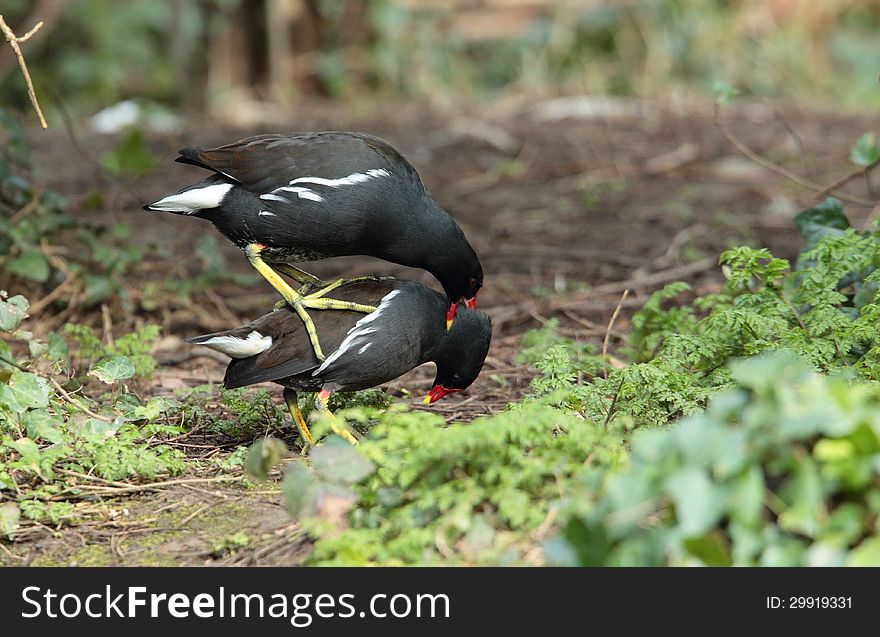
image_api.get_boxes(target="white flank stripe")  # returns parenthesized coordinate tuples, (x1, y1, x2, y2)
(258, 210, 276, 217)
(358, 343, 372, 355)
(197, 330, 272, 358)
(283, 187, 325, 202)
(314, 290, 400, 375)
(264, 187, 325, 203)
(288, 168, 390, 189)
(148, 183, 233, 214)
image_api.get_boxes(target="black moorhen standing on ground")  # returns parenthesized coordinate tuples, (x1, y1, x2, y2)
(144, 132, 483, 360)
(187, 276, 492, 445)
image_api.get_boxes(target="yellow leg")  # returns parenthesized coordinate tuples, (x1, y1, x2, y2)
(305, 298, 377, 313)
(274, 263, 321, 286)
(284, 388, 314, 446)
(246, 244, 377, 361)
(246, 244, 327, 359)
(316, 390, 358, 446)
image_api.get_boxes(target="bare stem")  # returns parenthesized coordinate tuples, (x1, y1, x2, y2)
(0, 15, 47, 129)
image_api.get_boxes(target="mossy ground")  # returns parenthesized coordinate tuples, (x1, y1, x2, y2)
(11, 483, 303, 567)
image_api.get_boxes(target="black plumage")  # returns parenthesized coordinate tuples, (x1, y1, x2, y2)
(144, 132, 483, 310)
(188, 276, 492, 401)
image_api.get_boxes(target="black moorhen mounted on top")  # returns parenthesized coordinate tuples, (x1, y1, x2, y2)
(144, 132, 483, 360)
(187, 276, 492, 446)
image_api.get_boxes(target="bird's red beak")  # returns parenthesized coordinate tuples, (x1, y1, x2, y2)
(445, 303, 457, 331)
(446, 289, 480, 330)
(423, 384, 461, 404)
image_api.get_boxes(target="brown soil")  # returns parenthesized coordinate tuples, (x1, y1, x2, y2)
(5, 98, 877, 565)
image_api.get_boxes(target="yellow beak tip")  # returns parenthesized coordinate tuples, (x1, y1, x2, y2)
(445, 319, 453, 331)
(422, 395, 432, 405)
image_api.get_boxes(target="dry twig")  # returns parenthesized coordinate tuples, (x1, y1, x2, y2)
(0, 15, 47, 128)
(714, 103, 875, 208)
(602, 289, 629, 379)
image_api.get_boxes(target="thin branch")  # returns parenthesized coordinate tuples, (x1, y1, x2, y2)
(48, 376, 113, 423)
(602, 289, 630, 379)
(714, 103, 874, 208)
(0, 15, 47, 129)
(813, 158, 880, 203)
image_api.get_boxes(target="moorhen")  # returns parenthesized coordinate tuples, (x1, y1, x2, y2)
(187, 276, 492, 445)
(144, 132, 483, 360)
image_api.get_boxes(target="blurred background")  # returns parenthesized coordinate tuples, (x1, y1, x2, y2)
(2, 0, 880, 123)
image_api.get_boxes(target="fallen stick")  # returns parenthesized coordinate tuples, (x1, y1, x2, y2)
(489, 256, 717, 327)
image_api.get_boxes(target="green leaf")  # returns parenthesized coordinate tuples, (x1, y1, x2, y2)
(9, 437, 41, 474)
(664, 467, 726, 537)
(310, 441, 375, 484)
(7, 249, 50, 283)
(846, 536, 880, 566)
(99, 128, 159, 178)
(23, 409, 64, 444)
(0, 503, 20, 540)
(849, 132, 880, 167)
(712, 80, 740, 106)
(778, 457, 824, 538)
(0, 369, 49, 413)
(0, 293, 29, 331)
(88, 355, 135, 383)
(793, 197, 850, 257)
(683, 531, 732, 566)
(46, 332, 69, 365)
(283, 462, 319, 518)
(246, 437, 288, 480)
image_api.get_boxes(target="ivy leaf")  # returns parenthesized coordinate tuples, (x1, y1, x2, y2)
(664, 467, 726, 537)
(7, 249, 50, 283)
(778, 457, 824, 538)
(246, 437, 288, 480)
(9, 437, 42, 475)
(81, 417, 124, 437)
(310, 440, 375, 484)
(793, 197, 850, 259)
(683, 531, 732, 566)
(283, 462, 319, 518)
(0, 369, 49, 413)
(88, 356, 135, 384)
(23, 409, 64, 444)
(0, 293, 29, 331)
(849, 132, 880, 167)
(0, 503, 20, 540)
(46, 332, 69, 365)
(846, 536, 880, 566)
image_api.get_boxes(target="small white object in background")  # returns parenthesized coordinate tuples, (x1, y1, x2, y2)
(90, 100, 140, 134)
(90, 100, 182, 134)
(534, 95, 653, 121)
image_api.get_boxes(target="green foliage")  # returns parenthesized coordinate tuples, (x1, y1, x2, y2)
(555, 352, 880, 566)
(0, 298, 184, 537)
(849, 132, 880, 167)
(287, 196, 880, 565)
(65, 323, 160, 378)
(301, 404, 626, 565)
(99, 128, 159, 178)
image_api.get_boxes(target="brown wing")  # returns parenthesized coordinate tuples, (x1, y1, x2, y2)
(176, 133, 403, 194)
(222, 277, 398, 388)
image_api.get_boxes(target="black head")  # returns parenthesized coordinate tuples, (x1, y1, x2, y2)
(438, 244, 484, 331)
(424, 303, 492, 404)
